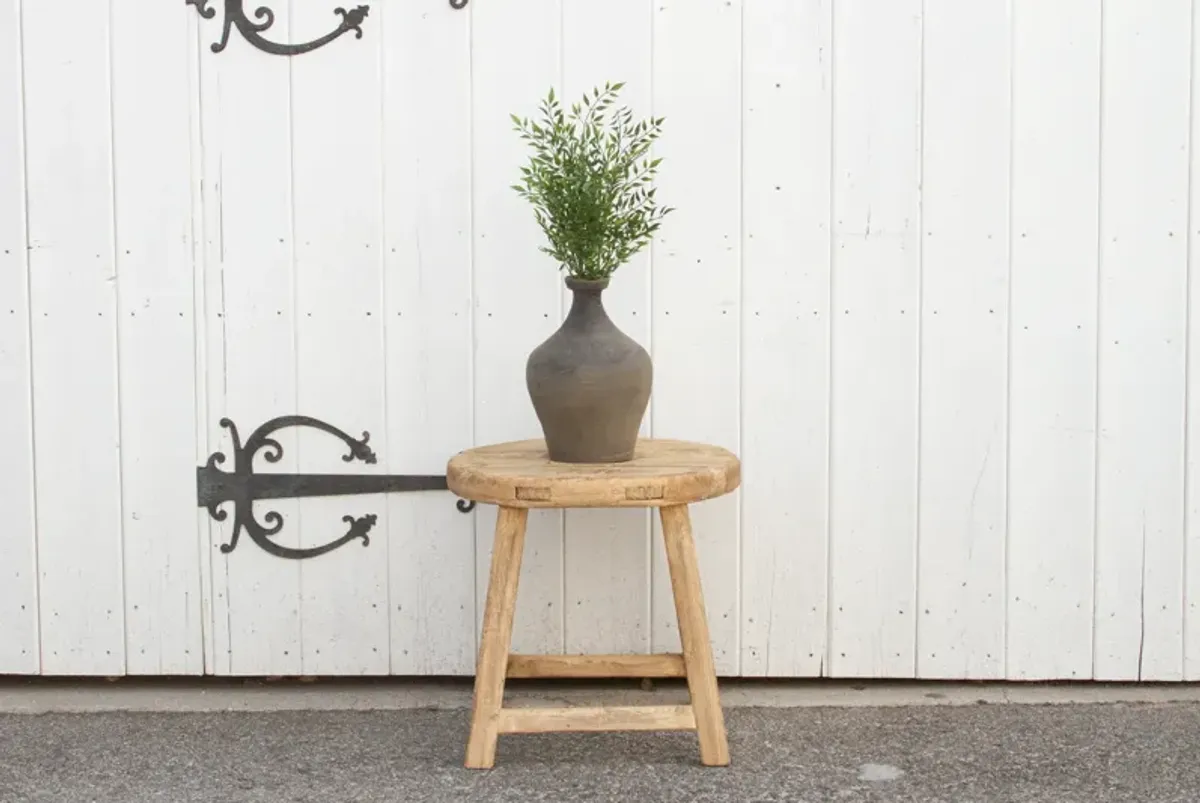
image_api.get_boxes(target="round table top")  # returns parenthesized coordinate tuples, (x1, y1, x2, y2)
(446, 438, 741, 509)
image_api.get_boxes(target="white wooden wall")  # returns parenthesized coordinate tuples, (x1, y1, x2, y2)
(1, 0, 1198, 681)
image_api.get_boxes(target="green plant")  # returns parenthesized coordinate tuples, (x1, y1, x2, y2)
(511, 82, 673, 282)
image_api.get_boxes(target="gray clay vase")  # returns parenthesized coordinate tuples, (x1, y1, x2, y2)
(526, 277, 652, 463)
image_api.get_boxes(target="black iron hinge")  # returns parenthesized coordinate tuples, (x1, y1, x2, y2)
(197, 415, 473, 561)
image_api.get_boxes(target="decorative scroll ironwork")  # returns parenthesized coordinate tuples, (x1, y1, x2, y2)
(186, 0, 468, 56)
(197, 415, 474, 561)
(186, 1, 369, 56)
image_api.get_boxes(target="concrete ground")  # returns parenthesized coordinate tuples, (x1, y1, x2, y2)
(2, 679, 1199, 802)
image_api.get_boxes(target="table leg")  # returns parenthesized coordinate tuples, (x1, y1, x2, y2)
(465, 505, 528, 769)
(660, 503, 730, 767)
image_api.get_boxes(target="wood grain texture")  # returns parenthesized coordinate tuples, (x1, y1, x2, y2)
(465, 506, 528, 770)
(497, 705, 696, 734)
(193, 2, 224, 677)
(661, 504, 730, 766)
(506, 653, 686, 679)
(448, 439, 741, 509)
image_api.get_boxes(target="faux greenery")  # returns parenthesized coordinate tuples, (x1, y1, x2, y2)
(511, 82, 673, 282)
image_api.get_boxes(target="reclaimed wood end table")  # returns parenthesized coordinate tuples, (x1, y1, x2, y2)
(447, 438, 741, 769)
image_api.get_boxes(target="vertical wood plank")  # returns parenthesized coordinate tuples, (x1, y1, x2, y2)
(290, 4, 389, 676)
(1007, 0, 1101, 680)
(1094, 0, 1190, 682)
(827, 0, 923, 678)
(194, 9, 225, 677)
(471, 0, 565, 655)
(739, 0, 832, 678)
(1189, 0, 1200, 684)
(560, 0, 654, 658)
(197, 5, 301, 675)
(650, 0, 743, 675)
(23, 0, 124, 675)
(111, 0, 205, 676)
(382, 0, 477, 676)
(916, 0, 1011, 680)
(0, 0, 38, 674)
(190, 9, 215, 675)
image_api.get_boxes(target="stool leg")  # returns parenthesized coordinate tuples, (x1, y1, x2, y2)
(660, 504, 730, 766)
(465, 505, 528, 769)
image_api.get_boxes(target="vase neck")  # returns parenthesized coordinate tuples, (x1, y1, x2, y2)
(564, 278, 610, 326)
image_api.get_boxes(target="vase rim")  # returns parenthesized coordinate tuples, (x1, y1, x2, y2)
(564, 276, 610, 291)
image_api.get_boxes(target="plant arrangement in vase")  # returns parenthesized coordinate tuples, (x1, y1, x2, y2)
(511, 82, 673, 464)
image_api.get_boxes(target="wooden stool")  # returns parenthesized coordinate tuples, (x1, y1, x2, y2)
(447, 438, 740, 769)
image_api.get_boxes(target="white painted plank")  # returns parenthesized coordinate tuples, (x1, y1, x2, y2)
(382, 0, 477, 676)
(0, 0, 38, 674)
(1189, 0, 1200, 684)
(187, 9, 216, 677)
(196, 5, 301, 675)
(739, 0, 831, 678)
(193, 10, 226, 677)
(650, 0, 742, 675)
(916, 0, 1010, 680)
(471, 0, 565, 655)
(1091, 0, 1190, 682)
(827, 0, 922, 678)
(22, 0, 124, 675)
(110, 0, 205, 676)
(1007, 0, 1101, 681)
(560, 0, 654, 658)
(290, 3, 389, 676)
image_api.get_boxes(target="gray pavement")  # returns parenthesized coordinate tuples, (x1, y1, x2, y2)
(2, 696, 1198, 802)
